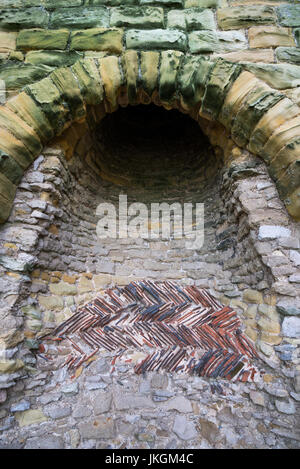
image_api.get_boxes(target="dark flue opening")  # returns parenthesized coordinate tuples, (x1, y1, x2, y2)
(89, 104, 222, 199)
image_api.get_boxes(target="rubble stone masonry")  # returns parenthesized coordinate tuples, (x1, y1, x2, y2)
(0, 0, 299, 450)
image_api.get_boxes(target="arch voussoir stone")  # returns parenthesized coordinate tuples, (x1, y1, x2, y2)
(0, 53, 299, 224)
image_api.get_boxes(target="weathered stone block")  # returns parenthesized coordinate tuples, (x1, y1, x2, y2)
(114, 390, 155, 410)
(93, 273, 112, 289)
(0, 171, 16, 203)
(258, 317, 281, 334)
(277, 303, 300, 317)
(159, 50, 183, 103)
(215, 30, 247, 53)
(282, 316, 300, 338)
(295, 28, 300, 47)
(163, 395, 193, 413)
(24, 435, 64, 450)
(185, 0, 219, 7)
(0, 151, 23, 185)
(262, 114, 300, 164)
(261, 331, 282, 345)
(110, 6, 164, 28)
(258, 225, 291, 240)
(0, 128, 34, 171)
(98, 55, 122, 111)
(188, 30, 218, 53)
(167, 9, 186, 30)
(250, 391, 265, 406)
(15, 409, 47, 427)
(0, 63, 53, 90)
(243, 289, 263, 304)
(78, 418, 115, 439)
(244, 63, 300, 90)
(92, 391, 112, 414)
(248, 98, 300, 155)
(173, 415, 197, 440)
(178, 55, 213, 108)
(70, 28, 123, 54)
(290, 250, 300, 266)
(0, 359, 23, 373)
(200, 59, 242, 121)
(49, 67, 86, 123)
(219, 66, 258, 129)
(7, 92, 54, 143)
(0, 31, 16, 52)
(217, 6, 276, 30)
(140, 50, 160, 98)
(277, 5, 300, 28)
(0, 0, 43, 6)
(71, 58, 103, 106)
(122, 49, 139, 105)
(44, 404, 72, 419)
(231, 85, 284, 147)
(141, 0, 183, 4)
(50, 7, 109, 29)
(88, 0, 138, 4)
(16, 29, 70, 51)
(216, 49, 274, 64)
(276, 159, 300, 205)
(185, 8, 216, 31)
(44, 0, 82, 7)
(0, 106, 42, 157)
(0, 8, 49, 31)
(25, 50, 82, 68)
(283, 185, 300, 220)
(78, 276, 93, 294)
(248, 26, 295, 49)
(49, 281, 77, 296)
(38, 294, 64, 310)
(126, 29, 187, 51)
(276, 47, 300, 65)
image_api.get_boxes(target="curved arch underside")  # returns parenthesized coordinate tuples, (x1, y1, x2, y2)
(0, 52, 299, 223)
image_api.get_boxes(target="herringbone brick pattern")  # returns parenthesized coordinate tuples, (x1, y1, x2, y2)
(43, 281, 261, 382)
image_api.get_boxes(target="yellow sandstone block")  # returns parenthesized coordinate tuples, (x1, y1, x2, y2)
(98, 56, 122, 113)
(263, 114, 300, 161)
(219, 71, 260, 129)
(249, 98, 300, 155)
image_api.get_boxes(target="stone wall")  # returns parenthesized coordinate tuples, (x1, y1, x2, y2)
(0, 0, 299, 450)
(0, 104, 299, 448)
(0, 1, 300, 100)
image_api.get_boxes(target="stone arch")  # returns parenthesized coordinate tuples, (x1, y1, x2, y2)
(0, 52, 299, 225)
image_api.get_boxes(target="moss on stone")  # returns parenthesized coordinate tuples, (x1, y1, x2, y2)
(0, 8, 49, 31)
(178, 55, 214, 109)
(25, 50, 82, 68)
(159, 50, 183, 102)
(122, 50, 139, 105)
(0, 62, 53, 90)
(0, 150, 23, 185)
(110, 6, 164, 28)
(17, 29, 70, 51)
(49, 7, 109, 30)
(200, 59, 242, 120)
(70, 28, 123, 54)
(277, 5, 300, 28)
(49, 67, 86, 123)
(140, 50, 160, 97)
(231, 87, 285, 147)
(25, 76, 69, 135)
(71, 58, 104, 106)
